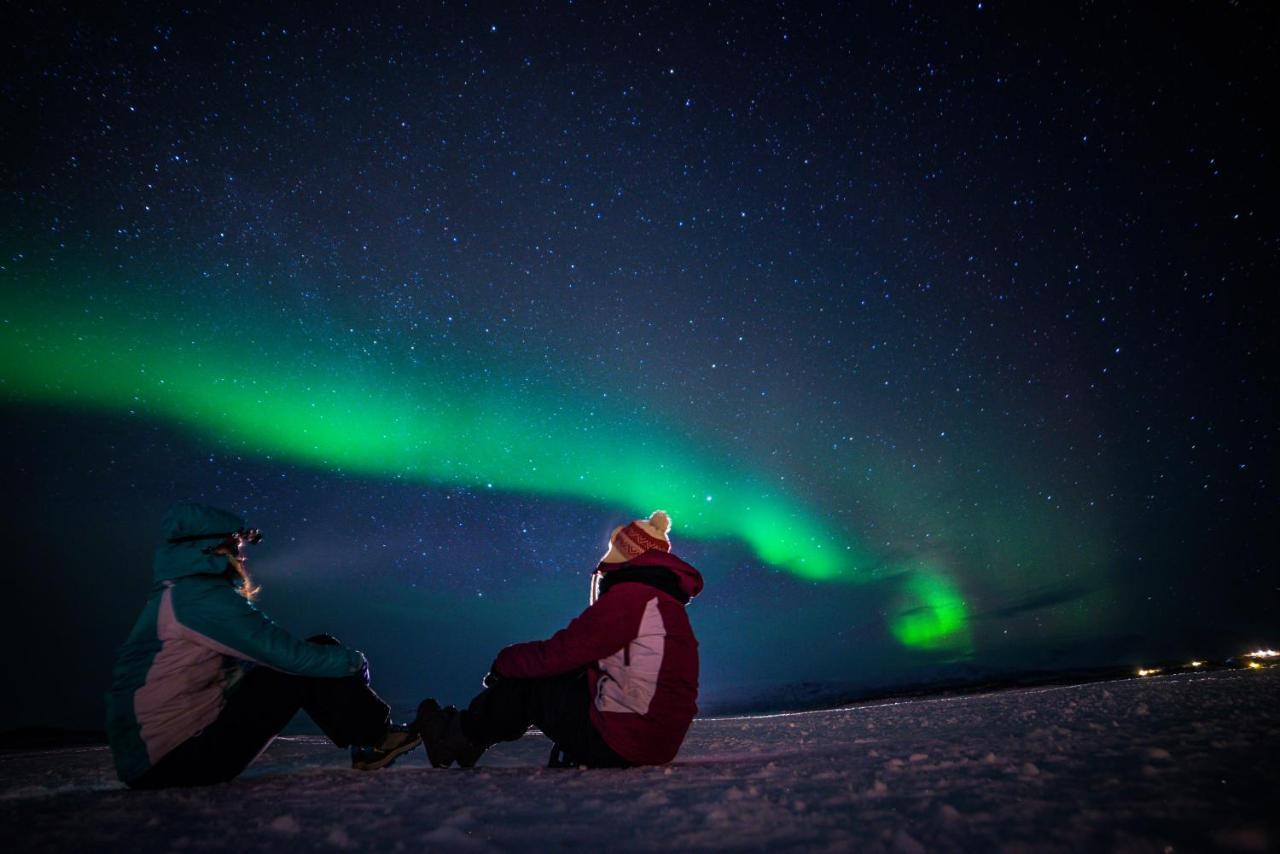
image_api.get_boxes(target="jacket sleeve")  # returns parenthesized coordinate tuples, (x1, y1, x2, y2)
(169, 579, 364, 678)
(493, 585, 647, 679)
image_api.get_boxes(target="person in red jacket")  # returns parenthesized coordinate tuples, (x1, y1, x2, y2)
(418, 510, 703, 768)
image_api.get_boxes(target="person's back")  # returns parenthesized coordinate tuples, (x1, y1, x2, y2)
(107, 503, 270, 782)
(107, 502, 417, 787)
(579, 549, 701, 765)
(417, 510, 704, 769)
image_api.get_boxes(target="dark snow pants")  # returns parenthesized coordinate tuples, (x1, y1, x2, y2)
(460, 671, 633, 769)
(130, 636, 390, 789)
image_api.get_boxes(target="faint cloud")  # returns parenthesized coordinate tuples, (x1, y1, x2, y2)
(978, 585, 1095, 620)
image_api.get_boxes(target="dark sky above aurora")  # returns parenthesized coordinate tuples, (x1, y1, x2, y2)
(1, 3, 1275, 729)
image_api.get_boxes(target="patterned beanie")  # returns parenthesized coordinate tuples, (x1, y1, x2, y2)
(600, 510, 672, 564)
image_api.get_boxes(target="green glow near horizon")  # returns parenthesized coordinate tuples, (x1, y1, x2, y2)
(889, 565, 973, 652)
(1, 287, 862, 581)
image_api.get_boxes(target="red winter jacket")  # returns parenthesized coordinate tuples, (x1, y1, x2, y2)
(492, 550, 703, 765)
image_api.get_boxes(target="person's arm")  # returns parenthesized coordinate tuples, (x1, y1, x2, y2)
(493, 584, 649, 679)
(166, 579, 364, 678)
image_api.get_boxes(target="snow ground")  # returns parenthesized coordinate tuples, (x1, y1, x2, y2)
(4, 668, 1277, 853)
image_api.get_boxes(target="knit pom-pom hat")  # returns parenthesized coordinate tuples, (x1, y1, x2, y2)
(599, 510, 672, 565)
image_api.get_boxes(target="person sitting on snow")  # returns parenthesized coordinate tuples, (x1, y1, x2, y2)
(417, 510, 703, 769)
(106, 502, 420, 788)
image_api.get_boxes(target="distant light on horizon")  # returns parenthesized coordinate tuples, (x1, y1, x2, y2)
(1137, 668, 1160, 677)
(1245, 649, 1278, 659)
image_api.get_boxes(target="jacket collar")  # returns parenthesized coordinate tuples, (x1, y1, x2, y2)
(596, 549, 704, 602)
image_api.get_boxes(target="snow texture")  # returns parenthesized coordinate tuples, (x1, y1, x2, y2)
(4, 668, 1276, 852)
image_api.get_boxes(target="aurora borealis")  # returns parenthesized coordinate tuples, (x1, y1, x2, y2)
(1, 3, 1274, 729)
(1, 283, 857, 580)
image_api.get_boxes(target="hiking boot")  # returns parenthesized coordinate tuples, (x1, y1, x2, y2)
(417, 699, 485, 768)
(351, 723, 421, 771)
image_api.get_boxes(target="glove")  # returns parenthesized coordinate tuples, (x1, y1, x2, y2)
(305, 634, 369, 684)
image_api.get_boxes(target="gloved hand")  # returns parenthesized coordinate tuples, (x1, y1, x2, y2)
(305, 634, 370, 684)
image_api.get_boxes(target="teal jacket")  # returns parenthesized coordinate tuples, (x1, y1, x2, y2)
(105, 503, 365, 784)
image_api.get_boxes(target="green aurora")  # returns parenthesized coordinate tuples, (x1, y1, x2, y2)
(890, 566, 973, 655)
(0, 280, 971, 651)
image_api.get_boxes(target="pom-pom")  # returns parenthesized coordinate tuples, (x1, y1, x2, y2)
(648, 510, 671, 535)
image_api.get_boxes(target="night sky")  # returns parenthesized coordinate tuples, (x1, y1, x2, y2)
(2, 3, 1275, 730)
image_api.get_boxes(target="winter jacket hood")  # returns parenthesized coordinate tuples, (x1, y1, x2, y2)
(153, 502, 247, 583)
(596, 549, 704, 602)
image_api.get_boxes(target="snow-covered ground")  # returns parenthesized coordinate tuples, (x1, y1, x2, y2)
(4, 668, 1276, 852)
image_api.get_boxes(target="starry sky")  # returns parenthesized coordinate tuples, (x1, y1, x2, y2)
(1, 2, 1275, 729)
